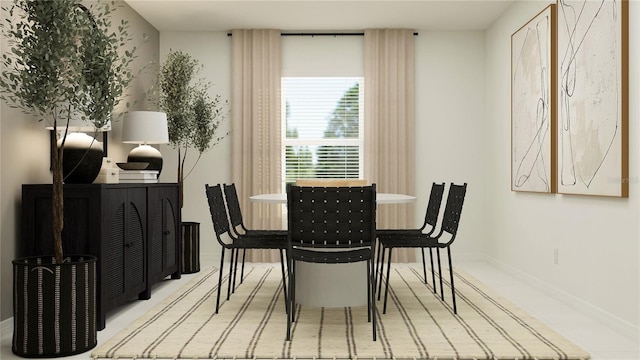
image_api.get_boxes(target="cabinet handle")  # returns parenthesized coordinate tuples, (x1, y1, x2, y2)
(163, 231, 171, 235)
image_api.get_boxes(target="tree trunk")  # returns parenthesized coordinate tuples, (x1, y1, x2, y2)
(52, 130, 64, 263)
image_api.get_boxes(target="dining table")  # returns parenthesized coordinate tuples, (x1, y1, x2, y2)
(250, 191, 416, 308)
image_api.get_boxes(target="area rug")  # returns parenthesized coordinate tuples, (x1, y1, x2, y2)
(92, 265, 590, 360)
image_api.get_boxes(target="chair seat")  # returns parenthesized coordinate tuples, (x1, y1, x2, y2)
(243, 229, 288, 237)
(378, 235, 441, 248)
(234, 236, 287, 249)
(376, 228, 422, 236)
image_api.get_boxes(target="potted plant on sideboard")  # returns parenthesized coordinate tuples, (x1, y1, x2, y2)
(0, 0, 137, 356)
(157, 50, 228, 273)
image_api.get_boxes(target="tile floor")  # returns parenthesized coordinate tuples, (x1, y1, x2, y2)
(1, 259, 638, 359)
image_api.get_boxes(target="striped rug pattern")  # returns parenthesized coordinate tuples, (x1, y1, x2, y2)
(92, 265, 589, 360)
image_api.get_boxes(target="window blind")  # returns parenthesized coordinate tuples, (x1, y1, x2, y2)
(282, 77, 364, 187)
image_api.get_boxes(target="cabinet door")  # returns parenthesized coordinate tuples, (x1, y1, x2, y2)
(125, 188, 146, 292)
(148, 186, 180, 283)
(21, 186, 98, 257)
(102, 188, 146, 302)
(163, 187, 179, 271)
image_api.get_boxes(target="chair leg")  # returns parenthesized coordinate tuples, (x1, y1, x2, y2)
(240, 249, 247, 284)
(370, 258, 377, 341)
(383, 247, 393, 314)
(291, 260, 297, 323)
(286, 255, 292, 341)
(447, 246, 457, 314)
(366, 259, 372, 322)
(374, 240, 382, 294)
(437, 248, 444, 301)
(216, 248, 226, 313)
(429, 248, 437, 294)
(421, 248, 428, 284)
(376, 247, 386, 300)
(279, 249, 289, 315)
(227, 249, 235, 300)
(232, 248, 239, 293)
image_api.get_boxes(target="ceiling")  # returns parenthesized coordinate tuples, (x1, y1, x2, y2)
(124, 0, 515, 32)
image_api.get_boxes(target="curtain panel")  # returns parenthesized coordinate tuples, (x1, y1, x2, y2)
(364, 29, 416, 262)
(231, 29, 283, 262)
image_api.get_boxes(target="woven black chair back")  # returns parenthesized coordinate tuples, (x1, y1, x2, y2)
(205, 184, 231, 238)
(440, 183, 467, 239)
(423, 182, 445, 230)
(223, 183, 245, 231)
(287, 184, 377, 249)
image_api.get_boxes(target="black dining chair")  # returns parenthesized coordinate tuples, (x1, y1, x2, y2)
(376, 182, 445, 298)
(205, 184, 288, 313)
(378, 183, 467, 314)
(223, 183, 287, 290)
(286, 184, 378, 341)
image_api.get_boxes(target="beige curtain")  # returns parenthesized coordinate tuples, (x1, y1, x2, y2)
(364, 29, 416, 262)
(231, 29, 283, 262)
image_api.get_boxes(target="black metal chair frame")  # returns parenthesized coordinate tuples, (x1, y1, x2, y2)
(378, 183, 467, 314)
(375, 182, 445, 299)
(205, 184, 288, 314)
(223, 183, 287, 291)
(286, 184, 378, 341)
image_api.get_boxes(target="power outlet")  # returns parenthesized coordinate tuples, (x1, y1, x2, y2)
(554, 248, 559, 265)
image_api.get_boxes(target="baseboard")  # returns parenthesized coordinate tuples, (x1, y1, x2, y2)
(485, 256, 639, 340)
(1, 317, 12, 341)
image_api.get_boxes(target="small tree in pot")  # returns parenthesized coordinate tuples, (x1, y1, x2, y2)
(0, 0, 137, 356)
(157, 50, 227, 274)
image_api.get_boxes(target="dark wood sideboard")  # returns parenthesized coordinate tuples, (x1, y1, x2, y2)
(21, 183, 181, 330)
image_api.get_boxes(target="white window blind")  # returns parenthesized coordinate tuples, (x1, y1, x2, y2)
(282, 77, 364, 188)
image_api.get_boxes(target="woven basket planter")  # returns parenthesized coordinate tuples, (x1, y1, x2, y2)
(181, 222, 200, 274)
(12, 255, 97, 358)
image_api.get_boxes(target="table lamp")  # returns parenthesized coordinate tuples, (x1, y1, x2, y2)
(122, 111, 169, 174)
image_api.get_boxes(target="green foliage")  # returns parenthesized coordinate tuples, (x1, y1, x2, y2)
(192, 89, 225, 153)
(158, 50, 228, 181)
(0, 0, 136, 128)
(159, 50, 198, 147)
(324, 83, 360, 139)
(316, 82, 360, 177)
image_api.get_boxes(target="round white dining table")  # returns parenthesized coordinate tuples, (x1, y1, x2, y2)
(250, 191, 416, 308)
(250, 192, 416, 204)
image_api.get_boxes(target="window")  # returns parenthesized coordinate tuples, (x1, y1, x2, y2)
(281, 77, 364, 190)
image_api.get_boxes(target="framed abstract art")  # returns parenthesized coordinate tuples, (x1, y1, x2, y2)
(511, 4, 557, 193)
(556, 0, 628, 197)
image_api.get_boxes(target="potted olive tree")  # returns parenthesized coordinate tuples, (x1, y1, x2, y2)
(157, 50, 227, 273)
(0, 0, 136, 356)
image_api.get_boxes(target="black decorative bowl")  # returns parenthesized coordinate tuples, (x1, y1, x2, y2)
(116, 162, 150, 170)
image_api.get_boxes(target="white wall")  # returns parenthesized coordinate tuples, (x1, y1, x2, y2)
(485, 1, 639, 336)
(0, 1, 160, 321)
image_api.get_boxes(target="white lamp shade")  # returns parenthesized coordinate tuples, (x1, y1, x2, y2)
(122, 111, 169, 144)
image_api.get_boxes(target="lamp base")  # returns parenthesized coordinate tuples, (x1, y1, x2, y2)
(127, 145, 163, 175)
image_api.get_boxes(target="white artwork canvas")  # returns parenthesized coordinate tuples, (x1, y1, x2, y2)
(511, 5, 556, 193)
(557, 0, 628, 197)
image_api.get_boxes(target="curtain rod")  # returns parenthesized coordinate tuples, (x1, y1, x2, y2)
(227, 31, 419, 37)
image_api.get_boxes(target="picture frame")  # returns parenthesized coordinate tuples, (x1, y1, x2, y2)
(511, 4, 557, 193)
(556, 0, 628, 197)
